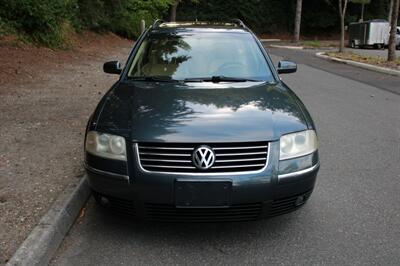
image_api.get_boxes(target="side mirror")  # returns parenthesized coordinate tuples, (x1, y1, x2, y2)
(103, 61, 122, 74)
(277, 60, 297, 74)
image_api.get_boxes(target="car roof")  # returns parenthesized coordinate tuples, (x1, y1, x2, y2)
(152, 21, 251, 34)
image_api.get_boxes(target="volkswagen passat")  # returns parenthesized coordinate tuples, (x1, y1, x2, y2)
(84, 20, 320, 222)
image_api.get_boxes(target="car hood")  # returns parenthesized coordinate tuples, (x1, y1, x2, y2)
(95, 81, 310, 142)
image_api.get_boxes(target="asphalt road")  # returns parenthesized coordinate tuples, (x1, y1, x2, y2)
(267, 47, 400, 95)
(51, 48, 400, 266)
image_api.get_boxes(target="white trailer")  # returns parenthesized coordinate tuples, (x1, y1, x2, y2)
(348, 19, 390, 49)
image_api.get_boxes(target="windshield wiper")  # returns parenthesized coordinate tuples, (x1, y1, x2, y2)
(128, 76, 179, 82)
(184, 76, 261, 83)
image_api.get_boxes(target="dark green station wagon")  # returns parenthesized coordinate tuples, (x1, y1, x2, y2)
(84, 20, 320, 222)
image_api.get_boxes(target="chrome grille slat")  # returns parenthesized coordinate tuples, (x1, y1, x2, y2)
(141, 158, 192, 163)
(137, 142, 268, 173)
(211, 164, 265, 169)
(139, 152, 191, 157)
(215, 157, 266, 163)
(217, 151, 267, 156)
(213, 145, 268, 150)
(140, 146, 193, 150)
(142, 164, 196, 169)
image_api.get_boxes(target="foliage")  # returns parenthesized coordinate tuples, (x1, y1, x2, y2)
(177, 0, 295, 34)
(0, 0, 78, 47)
(0, 0, 396, 47)
(78, 0, 172, 38)
(178, 0, 395, 36)
(106, 0, 171, 38)
(0, 16, 14, 37)
(0, 0, 171, 47)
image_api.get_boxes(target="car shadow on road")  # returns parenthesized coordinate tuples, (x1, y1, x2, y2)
(78, 196, 312, 245)
(54, 195, 321, 264)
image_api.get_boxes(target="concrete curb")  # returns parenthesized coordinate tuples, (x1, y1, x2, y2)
(259, 38, 281, 42)
(269, 44, 304, 50)
(316, 52, 400, 77)
(6, 176, 91, 266)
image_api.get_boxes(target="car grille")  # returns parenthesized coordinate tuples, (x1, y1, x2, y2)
(145, 203, 262, 222)
(137, 142, 269, 173)
(93, 190, 313, 222)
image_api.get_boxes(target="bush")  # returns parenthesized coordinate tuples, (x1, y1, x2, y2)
(77, 0, 110, 32)
(106, 0, 171, 39)
(0, 16, 13, 37)
(77, 0, 171, 38)
(0, 0, 171, 47)
(0, 0, 78, 47)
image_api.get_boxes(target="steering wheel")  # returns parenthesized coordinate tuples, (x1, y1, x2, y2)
(214, 62, 245, 75)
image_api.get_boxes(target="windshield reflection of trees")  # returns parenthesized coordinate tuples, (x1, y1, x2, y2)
(139, 33, 192, 77)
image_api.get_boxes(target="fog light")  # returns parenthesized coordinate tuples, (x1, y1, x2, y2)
(100, 196, 110, 207)
(295, 195, 306, 206)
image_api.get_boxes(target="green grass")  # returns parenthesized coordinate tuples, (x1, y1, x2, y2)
(303, 40, 322, 48)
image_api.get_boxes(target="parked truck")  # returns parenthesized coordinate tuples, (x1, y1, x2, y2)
(348, 19, 390, 49)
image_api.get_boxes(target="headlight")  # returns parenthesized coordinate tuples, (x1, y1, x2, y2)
(85, 131, 126, 161)
(279, 130, 318, 160)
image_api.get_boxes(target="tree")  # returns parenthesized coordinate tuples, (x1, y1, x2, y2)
(169, 0, 199, 22)
(294, 0, 303, 43)
(169, 0, 180, 22)
(388, 0, 394, 23)
(388, 0, 399, 61)
(338, 0, 349, 53)
(350, 0, 371, 21)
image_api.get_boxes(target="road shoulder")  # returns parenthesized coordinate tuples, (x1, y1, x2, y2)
(6, 177, 90, 266)
(316, 52, 400, 77)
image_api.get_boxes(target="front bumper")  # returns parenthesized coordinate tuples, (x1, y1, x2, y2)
(86, 142, 319, 221)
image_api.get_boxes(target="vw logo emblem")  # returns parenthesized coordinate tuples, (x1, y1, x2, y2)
(192, 145, 215, 170)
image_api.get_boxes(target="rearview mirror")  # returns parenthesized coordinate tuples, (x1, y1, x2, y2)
(103, 61, 122, 74)
(277, 61, 297, 74)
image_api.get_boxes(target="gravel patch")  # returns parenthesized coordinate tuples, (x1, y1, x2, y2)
(0, 32, 132, 264)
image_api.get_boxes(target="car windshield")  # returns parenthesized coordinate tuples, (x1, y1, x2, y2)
(127, 31, 274, 82)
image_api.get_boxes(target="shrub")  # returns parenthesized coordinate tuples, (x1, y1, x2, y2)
(0, 0, 78, 47)
(77, 0, 171, 38)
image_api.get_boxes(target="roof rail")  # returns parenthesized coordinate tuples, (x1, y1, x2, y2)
(231, 19, 246, 28)
(152, 19, 165, 28)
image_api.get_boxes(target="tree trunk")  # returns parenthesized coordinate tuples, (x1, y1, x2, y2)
(360, 3, 364, 22)
(339, 14, 345, 52)
(338, 0, 348, 53)
(388, 0, 399, 61)
(294, 0, 303, 43)
(169, 2, 179, 22)
(388, 0, 394, 23)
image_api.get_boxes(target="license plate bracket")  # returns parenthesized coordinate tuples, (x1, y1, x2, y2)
(175, 179, 232, 208)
